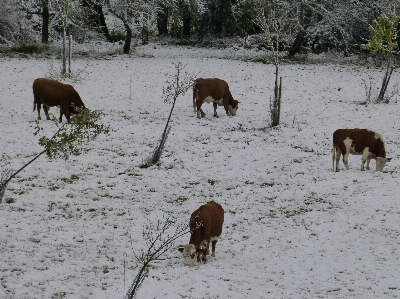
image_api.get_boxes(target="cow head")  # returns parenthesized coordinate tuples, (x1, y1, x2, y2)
(228, 100, 239, 116)
(178, 244, 197, 267)
(375, 157, 392, 171)
(178, 244, 207, 267)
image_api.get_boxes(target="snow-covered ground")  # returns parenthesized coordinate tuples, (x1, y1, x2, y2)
(1, 44, 400, 299)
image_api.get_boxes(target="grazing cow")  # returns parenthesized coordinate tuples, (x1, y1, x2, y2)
(193, 78, 239, 119)
(178, 201, 224, 267)
(332, 128, 392, 172)
(33, 78, 86, 123)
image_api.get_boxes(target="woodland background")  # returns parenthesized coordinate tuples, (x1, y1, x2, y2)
(1, 0, 399, 57)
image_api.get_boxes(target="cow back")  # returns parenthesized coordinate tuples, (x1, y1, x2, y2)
(189, 201, 224, 245)
(195, 78, 231, 102)
(33, 78, 84, 108)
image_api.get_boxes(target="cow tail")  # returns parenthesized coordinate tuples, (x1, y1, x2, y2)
(332, 145, 336, 171)
(33, 101, 37, 112)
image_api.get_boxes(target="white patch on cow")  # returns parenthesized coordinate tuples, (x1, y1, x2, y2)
(199, 240, 207, 249)
(211, 236, 219, 242)
(181, 244, 197, 267)
(228, 105, 237, 116)
(374, 132, 384, 142)
(204, 96, 216, 104)
(216, 98, 224, 106)
(204, 96, 224, 106)
(343, 137, 356, 153)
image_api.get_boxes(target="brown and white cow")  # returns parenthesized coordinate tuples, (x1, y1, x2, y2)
(178, 201, 224, 267)
(332, 128, 392, 172)
(192, 78, 239, 119)
(33, 78, 86, 123)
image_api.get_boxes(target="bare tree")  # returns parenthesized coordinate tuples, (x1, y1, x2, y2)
(125, 216, 189, 299)
(254, 1, 284, 127)
(102, 0, 161, 52)
(141, 62, 196, 167)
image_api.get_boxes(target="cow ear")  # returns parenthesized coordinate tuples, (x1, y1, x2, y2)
(177, 246, 184, 253)
(387, 158, 392, 162)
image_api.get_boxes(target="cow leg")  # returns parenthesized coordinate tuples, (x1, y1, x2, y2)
(366, 158, 371, 170)
(197, 108, 206, 119)
(223, 104, 230, 116)
(42, 104, 51, 120)
(36, 102, 42, 120)
(213, 102, 219, 118)
(211, 240, 217, 257)
(335, 147, 341, 172)
(201, 249, 208, 262)
(361, 148, 370, 170)
(343, 152, 350, 170)
(196, 100, 206, 118)
(332, 147, 336, 171)
(193, 96, 197, 113)
(59, 110, 63, 123)
(60, 105, 70, 123)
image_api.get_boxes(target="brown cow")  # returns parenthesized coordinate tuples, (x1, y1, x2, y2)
(178, 201, 224, 267)
(332, 128, 392, 172)
(193, 78, 239, 119)
(33, 78, 86, 123)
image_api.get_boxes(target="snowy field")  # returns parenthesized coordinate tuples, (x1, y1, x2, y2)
(1, 44, 400, 299)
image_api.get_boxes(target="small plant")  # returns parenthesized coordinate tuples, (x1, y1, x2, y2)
(260, 182, 274, 188)
(207, 179, 217, 186)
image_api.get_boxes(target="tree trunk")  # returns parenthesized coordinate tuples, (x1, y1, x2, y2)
(377, 53, 395, 103)
(41, 0, 49, 43)
(182, 4, 191, 38)
(123, 23, 132, 54)
(198, 11, 209, 42)
(82, 0, 111, 41)
(157, 4, 168, 36)
(94, 3, 111, 41)
(142, 24, 149, 45)
(288, 31, 304, 57)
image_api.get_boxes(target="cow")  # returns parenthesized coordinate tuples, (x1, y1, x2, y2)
(33, 78, 86, 123)
(178, 201, 224, 267)
(192, 78, 239, 119)
(332, 128, 392, 172)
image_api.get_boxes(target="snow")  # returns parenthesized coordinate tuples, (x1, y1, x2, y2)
(1, 44, 400, 299)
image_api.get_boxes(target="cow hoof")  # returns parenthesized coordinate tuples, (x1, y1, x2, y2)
(214, 115, 219, 118)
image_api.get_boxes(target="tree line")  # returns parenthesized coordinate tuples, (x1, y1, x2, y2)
(0, 0, 399, 55)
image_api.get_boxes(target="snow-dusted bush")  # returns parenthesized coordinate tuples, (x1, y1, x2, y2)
(0, 0, 37, 44)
